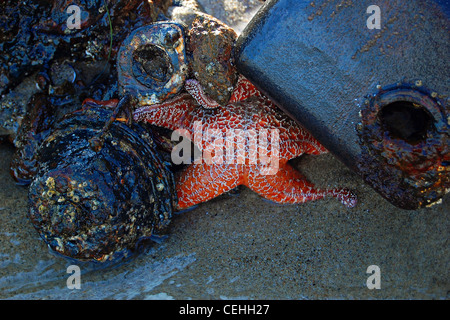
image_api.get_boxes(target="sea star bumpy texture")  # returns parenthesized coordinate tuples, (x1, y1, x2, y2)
(134, 76, 357, 209)
(184, 79, 221, 109)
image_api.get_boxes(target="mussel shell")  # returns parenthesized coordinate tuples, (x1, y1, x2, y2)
(28, 103, 176, 263)
(118, 22, 188, 106)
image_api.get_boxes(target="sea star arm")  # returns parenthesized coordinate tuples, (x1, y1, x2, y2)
(246, 162, 357, 208)
(185, 76, 263, 108)
(278, 134, 328, 160)
(133, 93, 199, 131)
(185, 79, 221, 109)
(176, 163, 242, 209)
(250, 96, 329, 160)
(228, 75, 263, 102)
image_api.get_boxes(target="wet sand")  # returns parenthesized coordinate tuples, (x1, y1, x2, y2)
(0, 0, 448, 300)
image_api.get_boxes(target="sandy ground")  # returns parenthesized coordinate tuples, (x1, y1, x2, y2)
(0, 0, 448, 300)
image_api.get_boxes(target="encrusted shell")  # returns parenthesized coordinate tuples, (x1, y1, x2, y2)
(28, 101, 176, 263)
(188, 13, 238, 106)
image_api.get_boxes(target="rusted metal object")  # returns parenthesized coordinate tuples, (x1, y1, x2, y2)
(117, 22, 188, 106)
(235, 0, 449, 209)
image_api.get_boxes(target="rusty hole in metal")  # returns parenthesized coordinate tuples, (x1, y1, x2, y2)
(378, 101, 436, 145)
(132, 44, 173, 83)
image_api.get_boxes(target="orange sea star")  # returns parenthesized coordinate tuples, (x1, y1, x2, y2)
(133, 76, 357, 209)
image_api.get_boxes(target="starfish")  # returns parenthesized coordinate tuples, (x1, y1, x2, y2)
(133, 76, 357, 210)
